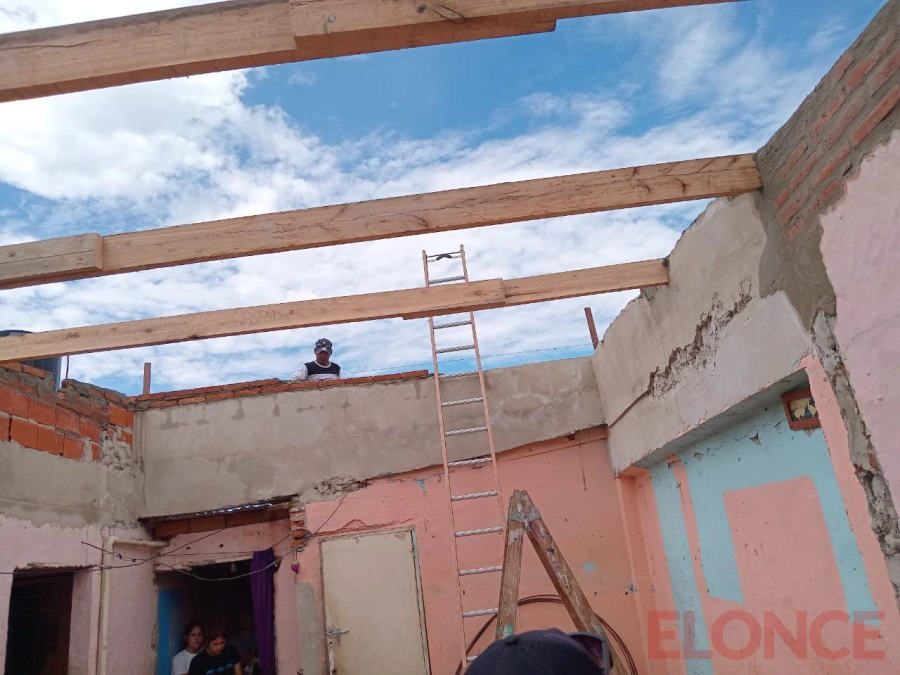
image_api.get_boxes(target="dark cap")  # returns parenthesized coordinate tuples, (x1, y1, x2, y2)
(314, 338, 333, 354)
(466, 628, 610, 675)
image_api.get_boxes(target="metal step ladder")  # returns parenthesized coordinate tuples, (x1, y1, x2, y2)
(421, 245, 507, 671)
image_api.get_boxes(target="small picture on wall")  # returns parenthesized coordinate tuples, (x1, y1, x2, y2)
(781, 388, 820, 430)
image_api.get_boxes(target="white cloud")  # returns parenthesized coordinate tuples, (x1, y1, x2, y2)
(0, 1, 862, 394)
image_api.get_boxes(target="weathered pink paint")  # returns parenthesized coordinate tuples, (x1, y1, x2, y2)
(0, 515, 156, 675)
(819, 130, 900, 499)
(295, 428, 648, 675)
(155, 519, 299, 675)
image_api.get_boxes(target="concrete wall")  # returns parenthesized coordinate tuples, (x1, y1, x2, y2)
(591, 192, 812, 472)
(291, 428, 647, 675)
(138, 357, 603, 517)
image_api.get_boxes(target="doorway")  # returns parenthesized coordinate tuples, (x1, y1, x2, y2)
(4, 570, 74, 675)
(156, 561, 255, 675)
(321, 528, 430, 675)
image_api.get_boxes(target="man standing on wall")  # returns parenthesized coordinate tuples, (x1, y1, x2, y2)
(288, 338, 342, 382)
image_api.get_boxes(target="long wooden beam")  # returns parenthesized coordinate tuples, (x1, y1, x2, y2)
(0, 258, 667, 361)
(0, 155, 759, 290)
(0, 0, 742, 103)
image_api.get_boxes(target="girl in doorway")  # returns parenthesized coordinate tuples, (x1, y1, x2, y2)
(188, 620, 243, 675)
(171, 621, 204, 675)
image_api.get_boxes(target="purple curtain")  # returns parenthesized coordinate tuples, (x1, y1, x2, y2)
(251, 548, 277, 675)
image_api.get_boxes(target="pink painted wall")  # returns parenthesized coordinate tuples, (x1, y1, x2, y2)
(294, 428, 647, 675)
(155, 520, 299, 675)
(0, 516, 157, 675)
(627, 359, 900, 673)
(820, 130, 900, 502)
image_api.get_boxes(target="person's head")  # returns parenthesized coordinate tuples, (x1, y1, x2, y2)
(204, 621, 229, 657)
(182, 621, 204, 653)
(465, 628, 610, 675)
(314, 338, 333, 365)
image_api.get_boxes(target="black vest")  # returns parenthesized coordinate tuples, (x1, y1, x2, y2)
(305, 361, 341, 376)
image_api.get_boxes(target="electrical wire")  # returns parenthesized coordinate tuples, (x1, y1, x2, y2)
(452, 595, 638, 675)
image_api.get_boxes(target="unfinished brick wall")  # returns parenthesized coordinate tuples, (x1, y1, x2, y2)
(755, 0, 900, 603)
(0, 363, 133, 462)
(129, 370, 430, 410)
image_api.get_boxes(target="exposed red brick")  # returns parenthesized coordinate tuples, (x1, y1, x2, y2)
(28, 398, 57, 427)
(149, 400, 174, 408)
(0, 412, 10, 442)
(176, 395, 207, 405)
(91, 442, 100, 462)
(118, 430, 134, 446)
(20, 364, 48, 378)
(317, 379, 340, 387)
(257, 384, 290, 394)
(109, 405, 132, 428)
(823, 96, 868, 147)
(289, 382, 318, 391)
(230, 378, 280, 390)
(778, 192, 809, 228)
(812, 144, 852, 189)
(55, 407, 81, 435)
(62, 435, 84, 460)
(829, 52, 855, 86)
(848, 59, 877, 90)
(786, 140, 808, 171)
(2, 378, 39, 396)
(870, 48, 900, 94)
(851, 85, 900, 146)
(205, 391, 236, 402)
(810, 179, 842, 213)
(811, 89, 848, 138)
(773, 188, 791, 210)
(785, 219, 805, 241)
(0, 363, 23, 373)
(34, 425, 63, 455)
(790, 149, 822, 190)
(0, 385, 30, 418)
(342, 377, 376, 385)
(134, 391, 171, 402)
(10, 418, 38, 449)
(79, 418, 102, 443)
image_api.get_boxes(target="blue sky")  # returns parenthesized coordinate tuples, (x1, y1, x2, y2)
(0, 0, 888, 395)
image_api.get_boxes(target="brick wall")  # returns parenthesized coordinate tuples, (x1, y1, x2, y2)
(0, 363, 133, 462)
(130, 370, 430, 410)
(757, 0, 898, 325)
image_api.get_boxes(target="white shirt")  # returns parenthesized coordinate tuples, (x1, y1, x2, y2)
(289, 361, 340, 382)
(171, 649, 199, 675)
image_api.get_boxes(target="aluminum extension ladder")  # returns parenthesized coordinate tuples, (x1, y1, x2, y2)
(421, 245, 507, 671)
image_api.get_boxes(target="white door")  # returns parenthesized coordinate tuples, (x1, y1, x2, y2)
(321, 529, 430, 675)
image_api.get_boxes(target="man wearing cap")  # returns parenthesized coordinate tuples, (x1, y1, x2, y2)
(288, 338, 342, 382)
(466, 628, 611, 675)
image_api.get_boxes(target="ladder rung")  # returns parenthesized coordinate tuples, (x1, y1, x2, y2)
(445, 426, 487, 436)
(426, 252, 461, 260)
(439, 370, 478, 379)
(430, 275, 465, 284)
(459, 565, 503, 576)
(463, 608, 498, 618)
(442, 397, 483, 407)
(433, 320, 472, 330)
(455, 527, 503, 537)
(448, 456, 491, 467)
(435, 344, 475, 354)
(451, 490, 497, 501)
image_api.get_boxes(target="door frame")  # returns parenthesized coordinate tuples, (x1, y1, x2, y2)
(318, 526, 432, 675)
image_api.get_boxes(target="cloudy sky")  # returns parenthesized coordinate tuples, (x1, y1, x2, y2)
(0, 0, 887, 396)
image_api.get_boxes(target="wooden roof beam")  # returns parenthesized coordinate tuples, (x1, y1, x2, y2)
(0, 0, 743, 103)
(0, 154, 760, 290)
(0, 258, 667, 362)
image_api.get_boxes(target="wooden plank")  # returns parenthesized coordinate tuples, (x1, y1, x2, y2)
(0, 234, 102, 286)
(495, 490, 527, 640)
(0, 258, 667, 362)
(519, 489, 628, 675)
(0, 0, 742, 102)
(0, 279, 507, 361)
(0, 155, 757, 289)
